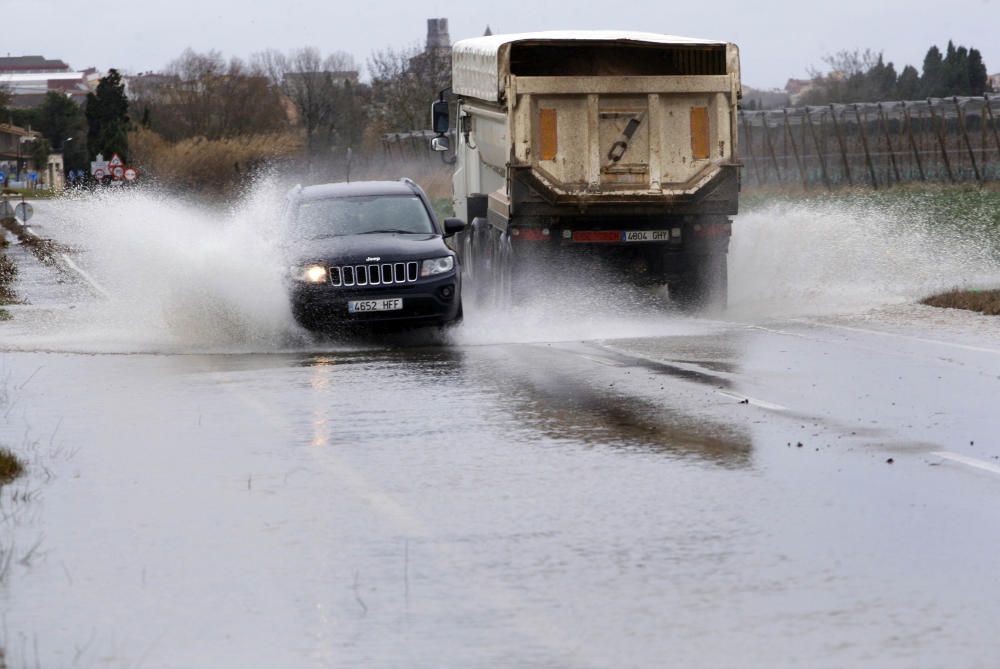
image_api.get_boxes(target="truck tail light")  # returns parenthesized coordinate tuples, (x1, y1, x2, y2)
(512, 228, 549, 241)
(692, 222, 731, 238)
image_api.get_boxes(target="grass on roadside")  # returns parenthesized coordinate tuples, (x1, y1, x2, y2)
(922, 289, 1000, 315)
(0, 447, 25, 485)
(0, 216, 69, 267)
(0, 188, 60, 200)
(0, 253, 18, 305)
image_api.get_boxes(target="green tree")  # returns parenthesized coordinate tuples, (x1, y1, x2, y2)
(35, 92, 89, 173)
(895, 65, 921, 99)
(863, 56, 897, 101)
(967, 48, 988, 95)
(920, 45, 944, 97)
(85, 69, 130, 160)
(942, 41, 971, 95)
(28, 137, 51, 174)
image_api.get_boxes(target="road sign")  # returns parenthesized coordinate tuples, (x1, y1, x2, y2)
(109, 153, 124, 168)
(112, 166, 125, 180)
(14, 202, 33, 222)
(0, 171, 6, 182)
(124, 167, 138, 182)
(28, 171, 38, 182)
(91, 153, 108, 177)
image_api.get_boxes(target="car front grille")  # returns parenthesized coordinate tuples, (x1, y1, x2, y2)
(330, 261, 419, 287)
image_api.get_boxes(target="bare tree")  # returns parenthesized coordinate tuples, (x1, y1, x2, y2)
(132, 49, 287, 142)
(253, 48, 364, 159)
(367, 45, 451, 134)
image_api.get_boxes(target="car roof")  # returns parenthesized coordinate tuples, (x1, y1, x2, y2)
(294, 180, 420, 201)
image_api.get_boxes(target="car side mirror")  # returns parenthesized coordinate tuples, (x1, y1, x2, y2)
(443, 218, 466, 237)
(431, 99, 450, 134)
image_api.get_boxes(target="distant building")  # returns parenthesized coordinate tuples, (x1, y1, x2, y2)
(0, 55, 101, 108)
(742, 85, 791, 110)
(408, 18, 452, 77)
(425, 18, 451, 54)
(990, 73, 1000, 92)
(0, 55, 70, 73)
(784, 78, 816, 104)
(0, 122, 44, 185)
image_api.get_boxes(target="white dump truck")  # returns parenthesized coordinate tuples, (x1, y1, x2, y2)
(431, 30, 742, 309)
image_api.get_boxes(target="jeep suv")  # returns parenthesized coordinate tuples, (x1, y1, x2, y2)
(284, 179, 465, 331)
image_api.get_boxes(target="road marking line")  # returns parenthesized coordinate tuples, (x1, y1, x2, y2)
(59, 253, 110, 299)
(716, 390, 789, 411)
(932, 451, 1000, 476)
(19, 223, 111, 300)
(573, 353, 626, 367)
(209, 368, 594, 665)
(793, 319, 1000, 356)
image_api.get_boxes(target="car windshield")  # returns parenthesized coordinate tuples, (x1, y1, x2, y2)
(294, 195, 435, 239)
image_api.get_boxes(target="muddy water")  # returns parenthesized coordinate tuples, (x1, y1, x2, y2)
(1, 192, 1000, 667)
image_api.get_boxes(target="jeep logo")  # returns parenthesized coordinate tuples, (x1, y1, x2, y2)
(366, 256, 381, 262)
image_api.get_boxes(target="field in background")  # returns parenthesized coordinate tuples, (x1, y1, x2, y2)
(741, 184, 1000, 240)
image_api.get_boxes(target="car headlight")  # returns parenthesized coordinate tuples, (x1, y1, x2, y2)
(421, 256, 454, 277)
(293, 264, 329, 283)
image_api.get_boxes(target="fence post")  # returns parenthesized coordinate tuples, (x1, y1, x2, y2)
(854, 105, 879, 189)
(903, 107, 926, 181)
(829, 104, 853, 186)
(804, 107, 831, 190)
(741, 113, 765, 185)
(982, 94, 1000, 165)
(761, 114, 782, 181)
(954, 97, 982, 183)
(982, 99, 989, 171)
(927, 100, 956, 183)
(783, 109, 809, 190)
(877, 103, 901, 185)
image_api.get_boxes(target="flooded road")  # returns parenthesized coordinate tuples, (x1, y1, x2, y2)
(2, 196, 1000, 667)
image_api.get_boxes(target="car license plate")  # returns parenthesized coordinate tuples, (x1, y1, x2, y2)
(622, 230, 671, 242)
(348, 298, 403, 313)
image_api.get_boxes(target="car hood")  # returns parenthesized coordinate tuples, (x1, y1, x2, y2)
(285, 233, 451, 264)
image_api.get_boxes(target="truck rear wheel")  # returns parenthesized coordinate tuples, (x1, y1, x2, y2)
(672, 252, 728, 313)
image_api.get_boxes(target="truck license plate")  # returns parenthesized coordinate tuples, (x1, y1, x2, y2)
(622, 230, 671, 242)
(572, 230, 672, 242)
(348, 298, 403, 313)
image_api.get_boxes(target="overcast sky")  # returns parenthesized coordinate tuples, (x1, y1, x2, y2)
(1, 0, 997, 89)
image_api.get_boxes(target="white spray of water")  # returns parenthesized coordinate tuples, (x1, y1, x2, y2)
(11, 183, 999, 354)
(728, 198, 1000, 319)
(24, 181, 305, 353)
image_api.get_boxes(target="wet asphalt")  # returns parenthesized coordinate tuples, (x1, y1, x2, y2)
(1, 201, 999, 667)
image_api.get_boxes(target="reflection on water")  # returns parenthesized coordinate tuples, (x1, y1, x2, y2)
(287, 336, 752, 469)
(470, 343, 751, 468)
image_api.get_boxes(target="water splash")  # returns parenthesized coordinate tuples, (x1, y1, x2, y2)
(8, 183, 1000, 353)
(16, 180, 304, 353)
(728, 194, 1000, 318)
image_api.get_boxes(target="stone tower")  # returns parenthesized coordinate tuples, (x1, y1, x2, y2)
(426, 18, 451, 51)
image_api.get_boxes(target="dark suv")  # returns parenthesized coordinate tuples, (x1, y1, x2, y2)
(284, 179, 465, 331)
